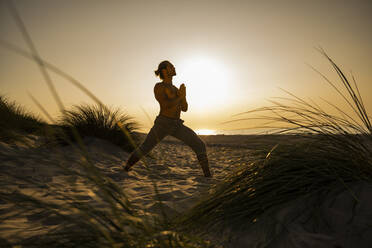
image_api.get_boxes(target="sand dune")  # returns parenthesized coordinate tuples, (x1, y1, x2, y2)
(0, 134, 255, 243)
(1, 135, 371, 247)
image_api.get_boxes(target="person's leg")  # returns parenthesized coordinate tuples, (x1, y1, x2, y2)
(124, 119, 169, 171)
(172, 123, 211, 177)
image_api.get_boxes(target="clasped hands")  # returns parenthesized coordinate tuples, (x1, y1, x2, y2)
(178, 83, 186, 98)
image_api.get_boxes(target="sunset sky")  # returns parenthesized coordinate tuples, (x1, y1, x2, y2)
(1, 0, 371, 134)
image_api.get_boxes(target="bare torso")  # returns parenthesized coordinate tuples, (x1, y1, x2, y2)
(154, 82, 188, 119)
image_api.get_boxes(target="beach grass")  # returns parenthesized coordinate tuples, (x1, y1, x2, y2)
(0, 94, 139, 152)
(0, 95, 46, 141)
(56, 104, 139, 152)
(179, 50, 372, 244)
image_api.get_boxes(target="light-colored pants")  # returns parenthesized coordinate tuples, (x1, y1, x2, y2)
(133, 115, 207, 160)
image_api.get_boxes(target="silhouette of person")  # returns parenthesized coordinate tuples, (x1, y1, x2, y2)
(124, 60, 212, 177)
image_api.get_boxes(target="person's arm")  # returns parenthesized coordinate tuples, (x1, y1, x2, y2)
(179, 84, 188, 112)
(154, 84, 184, 109)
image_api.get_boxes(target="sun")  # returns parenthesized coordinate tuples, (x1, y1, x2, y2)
(176, 56, 233, 110)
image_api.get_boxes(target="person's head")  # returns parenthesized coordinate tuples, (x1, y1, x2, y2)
(154, 60, 176, 80)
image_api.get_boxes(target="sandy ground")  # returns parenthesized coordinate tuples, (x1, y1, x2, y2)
(0, 134, 262, 244)
(1, 134, 371, 247)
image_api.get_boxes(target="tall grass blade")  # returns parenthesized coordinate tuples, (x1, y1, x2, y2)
(5, 0, 64, 112)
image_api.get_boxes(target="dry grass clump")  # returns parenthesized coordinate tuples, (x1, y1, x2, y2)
(0, 95, 45, 141)
(0, 95, 139, 152)
(181, 51, 372, 237)
(182, 140, 371, 231)
(56, 104, 139, 152)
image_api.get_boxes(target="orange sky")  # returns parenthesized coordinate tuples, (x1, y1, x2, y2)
(1, 0, 372, 134)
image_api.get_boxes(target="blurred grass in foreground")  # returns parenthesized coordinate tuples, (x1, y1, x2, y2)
(180, 50, 372, 244)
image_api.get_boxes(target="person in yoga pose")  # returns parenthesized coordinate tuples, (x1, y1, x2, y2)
(124, 60, 211, 177)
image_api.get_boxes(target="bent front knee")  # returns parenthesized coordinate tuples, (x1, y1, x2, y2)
(195, 140, 206, 156)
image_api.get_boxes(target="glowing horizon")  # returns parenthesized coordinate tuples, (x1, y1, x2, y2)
(195, 129, 217, 135)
